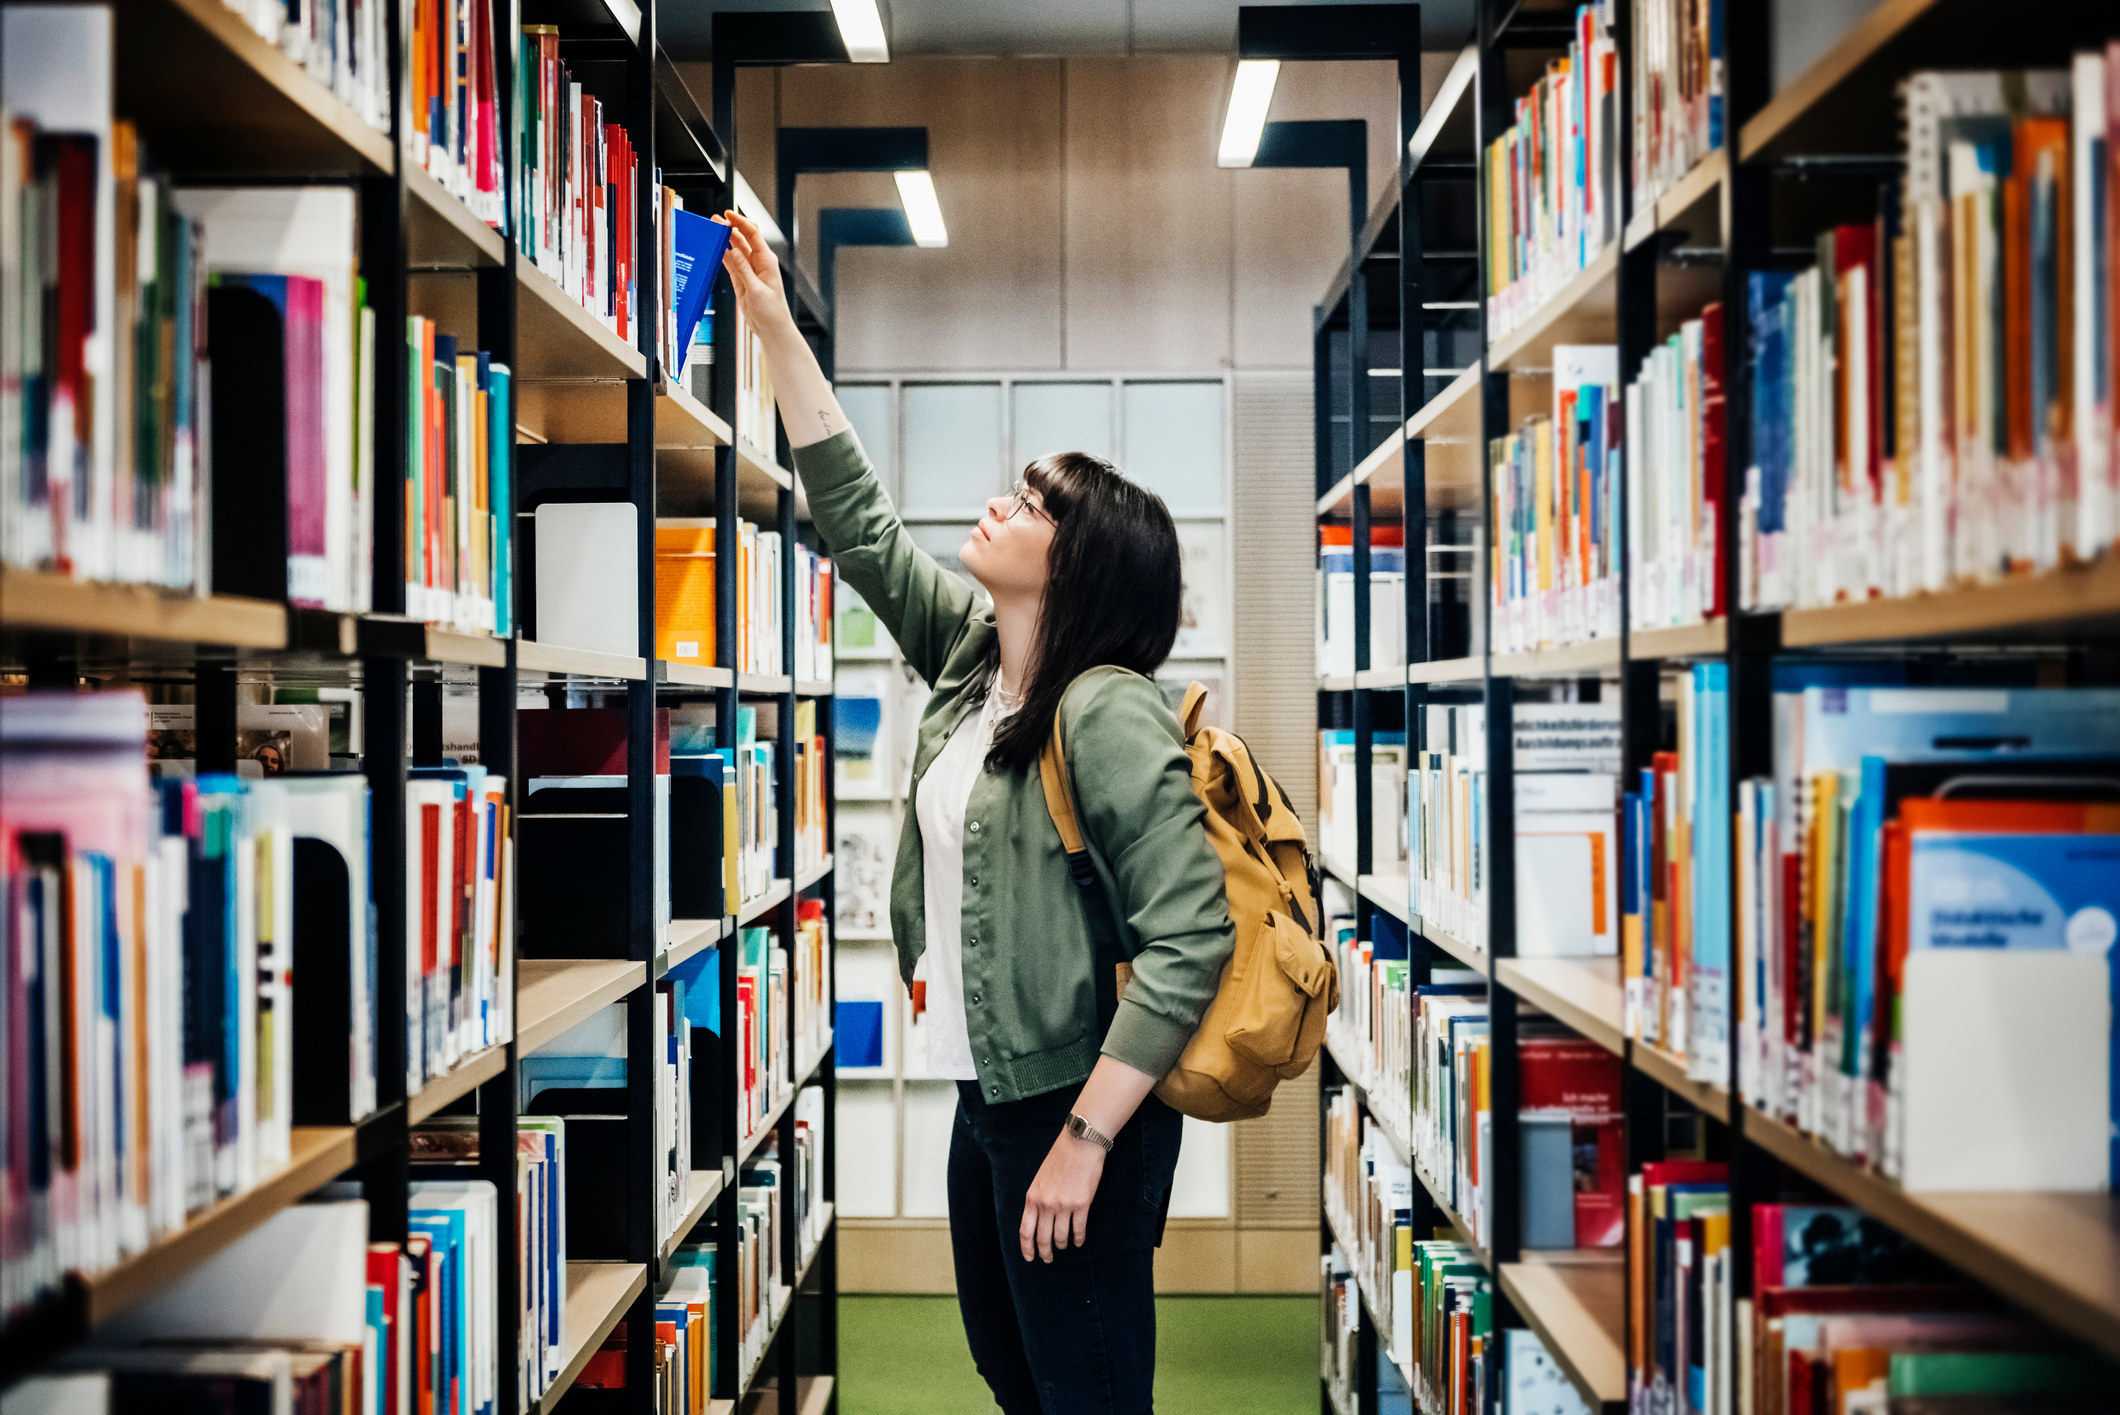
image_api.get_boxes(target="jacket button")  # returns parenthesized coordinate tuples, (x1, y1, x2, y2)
(989, 1085, 1000, 1096)
(968, 821, 980, 833)
(967, 936, 977, 947)
(969, 876, 978, 887)
(970, 994, 981, 1005)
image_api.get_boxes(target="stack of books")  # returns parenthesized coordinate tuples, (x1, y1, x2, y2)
(1318, 526, 1405, 675)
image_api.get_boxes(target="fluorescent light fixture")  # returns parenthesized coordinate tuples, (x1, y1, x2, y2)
(894, 170, 948, 248)
(831, 0, 890, 63)
(1218, 59, 1280, 168)
(733, 171, 788, 249)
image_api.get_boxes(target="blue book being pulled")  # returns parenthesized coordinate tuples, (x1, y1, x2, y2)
(669, 209, 734, 381)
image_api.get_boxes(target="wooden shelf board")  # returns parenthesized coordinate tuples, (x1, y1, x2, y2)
(1417, 922, 1489, 977)
(1325, 1034, 1413, 1164)
(80, 1125, 357, 1327)
(796, 1031, 834, 1087)
(1487, 244, 1620, 375)
(1318, 674, 1357, 693)
(1497, 1252, 1626, 1413)
(1351, 667, 1401, 690)
(738, 878, 792, 926)
(1413, 1158, 1485, 1259)
(1407, 655, 1485, 685)
(1490, 636, 1622, 679)
(795, 678, 834, 697)
(407, 1045, 507, 1125)
(404, 164, 506, 270)
(1494, 957, 1625, 1056)
(796, 1374, 836, 1415)
(1627, 619, 1727, 660)
(736, 1283, 797, 1399)
(1625, 148, 1726, 255)
(656, 380, 733, 449)
(662, 917, 725, 974)
(517, 639, 649, 681)
(1628, 1042, 1730, 1122)
(661, 1169, 728, 1264)
(1406, 366, 1487, 512)
(1778, 558, 2120, 648)
(1, 569, 286, 648)
(513, 262, 646, 383)
(115, 0, 393, 175)
(518, 959, 646, 1055)
(738, 672, 794, 694)
(536, 1261, 646, 1415)
(735, 439, 795, 494)
(1315, 429, 1406, 521)
(659, 660, 735, 688)
(351, 615, 508, 666)
(1741, 1105, 2120, 1362)
(1320, 854, 1359, 892)
(1358, 874, 1409, 922)
(796, 855, 835, 892)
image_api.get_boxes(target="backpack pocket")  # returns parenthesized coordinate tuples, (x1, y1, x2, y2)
(1225, 910, 1340, 1070)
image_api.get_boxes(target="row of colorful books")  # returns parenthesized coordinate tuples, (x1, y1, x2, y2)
(1734, 678, 2120, 1194)
(1407, 700, 1623, 958)
(1620, 662, 1732, 1082)
(6, 1187, 498, 1415)
(1324, 896, 1413, 1146)
(654, 520, 836, 679)
(0, 691, 512, 1324)
(1482, 3, 1621, 341)
(1629, 1165, 2113, 1415)
(413, 0, 504, 227)
(1323, 1085, 1416, 1373)
(1489, 347, 1622, 655)
(2, 22, 380, 613)
(228, 0, 389, 134)
(405, 319, 513, 634)
(1628, 308, 1728, 632)
(514, 25, 641, 342)
(1744, 55, 2120, 613)
(1627, 0, 1722, 217)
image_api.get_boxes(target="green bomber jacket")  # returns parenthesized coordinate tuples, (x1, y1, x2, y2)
(794, 427, 1235, 1103)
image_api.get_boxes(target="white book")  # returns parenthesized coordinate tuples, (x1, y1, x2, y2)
(535, 502, 639, 656)
(99, 1199, 372, 1344)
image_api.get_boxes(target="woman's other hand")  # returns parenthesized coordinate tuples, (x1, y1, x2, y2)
(1020, 1128, 1106, 1263)
(719, 209, 796, 342)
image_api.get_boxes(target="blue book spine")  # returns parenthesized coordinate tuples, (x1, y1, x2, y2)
(488, 363, 512, 635)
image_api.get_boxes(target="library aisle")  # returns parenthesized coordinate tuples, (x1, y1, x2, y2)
(10, 1, 2120, 1415)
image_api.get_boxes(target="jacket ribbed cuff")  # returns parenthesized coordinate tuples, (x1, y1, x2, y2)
(1100, 996, 1192, 1081)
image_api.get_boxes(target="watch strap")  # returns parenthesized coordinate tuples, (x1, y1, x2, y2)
(1067, 1112, 1115, 1152)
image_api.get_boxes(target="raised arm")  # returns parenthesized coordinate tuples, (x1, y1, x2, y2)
(717, 211, 982, 683)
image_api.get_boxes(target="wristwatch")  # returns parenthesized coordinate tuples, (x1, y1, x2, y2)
(1066, 1112, 1115, 1152)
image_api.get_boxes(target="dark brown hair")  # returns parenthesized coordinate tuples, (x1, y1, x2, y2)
(983, 452, 1182, 772)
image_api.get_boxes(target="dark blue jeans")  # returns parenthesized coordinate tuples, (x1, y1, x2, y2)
(948, 1079, 1184, 1414)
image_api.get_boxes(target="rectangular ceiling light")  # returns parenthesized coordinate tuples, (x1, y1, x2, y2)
(831, 0, 890, 63)
(894, 170, 948, 248)
(1218, 59, 1280, 168)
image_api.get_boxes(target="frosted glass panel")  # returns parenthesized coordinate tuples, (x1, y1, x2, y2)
(835, 1084, 899, 1217)
(901, 1082, 960, 1218)
(1121, 381, 1224, 516)
(1167, 1115, 1230, 1218)
(837, 383, 894, 490)
(1012, 382, 1112, 470)
(903, 383, 1004, 515)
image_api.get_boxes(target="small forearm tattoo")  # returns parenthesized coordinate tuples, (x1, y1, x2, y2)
(819, 410, 833, 435)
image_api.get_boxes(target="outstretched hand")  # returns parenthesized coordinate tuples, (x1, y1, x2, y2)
(717, 209, 795, 341)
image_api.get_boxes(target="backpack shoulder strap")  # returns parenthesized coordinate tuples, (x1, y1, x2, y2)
(1038, 722, 1087, 857)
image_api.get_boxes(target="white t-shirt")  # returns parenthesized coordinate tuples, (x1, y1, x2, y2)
(913, 686, 1018, 1081)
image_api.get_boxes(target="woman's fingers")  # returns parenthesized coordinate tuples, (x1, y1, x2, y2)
(1070, 1204, 1088, 1251)
(1019, 1203, 1038, 1262)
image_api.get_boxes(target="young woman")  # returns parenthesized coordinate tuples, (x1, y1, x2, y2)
(720, 212, 1234, 1414)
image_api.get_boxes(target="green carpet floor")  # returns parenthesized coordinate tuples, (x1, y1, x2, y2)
(838, 1295, 1318, 1415)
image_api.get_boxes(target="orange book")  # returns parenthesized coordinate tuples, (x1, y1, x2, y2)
(655, 519, 718, 665)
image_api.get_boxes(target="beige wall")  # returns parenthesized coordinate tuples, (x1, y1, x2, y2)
(684, 55, 1409, 374)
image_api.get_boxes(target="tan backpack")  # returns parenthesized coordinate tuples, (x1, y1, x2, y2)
(1040, 682, 1339, 1122)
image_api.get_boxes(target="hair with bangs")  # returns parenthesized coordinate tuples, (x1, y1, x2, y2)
(980, 451, 1182, 772)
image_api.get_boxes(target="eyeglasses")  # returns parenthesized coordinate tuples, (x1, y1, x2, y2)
(1000, 481, 1053, 524)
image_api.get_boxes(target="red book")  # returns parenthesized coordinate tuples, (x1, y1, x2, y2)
(1832, 225, 1881, 507)
(516, 706, 671, 777)
(366, 1243, 403, 1415)
(420, 803, 441, 981)
(1699, 301, 1726, 618)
